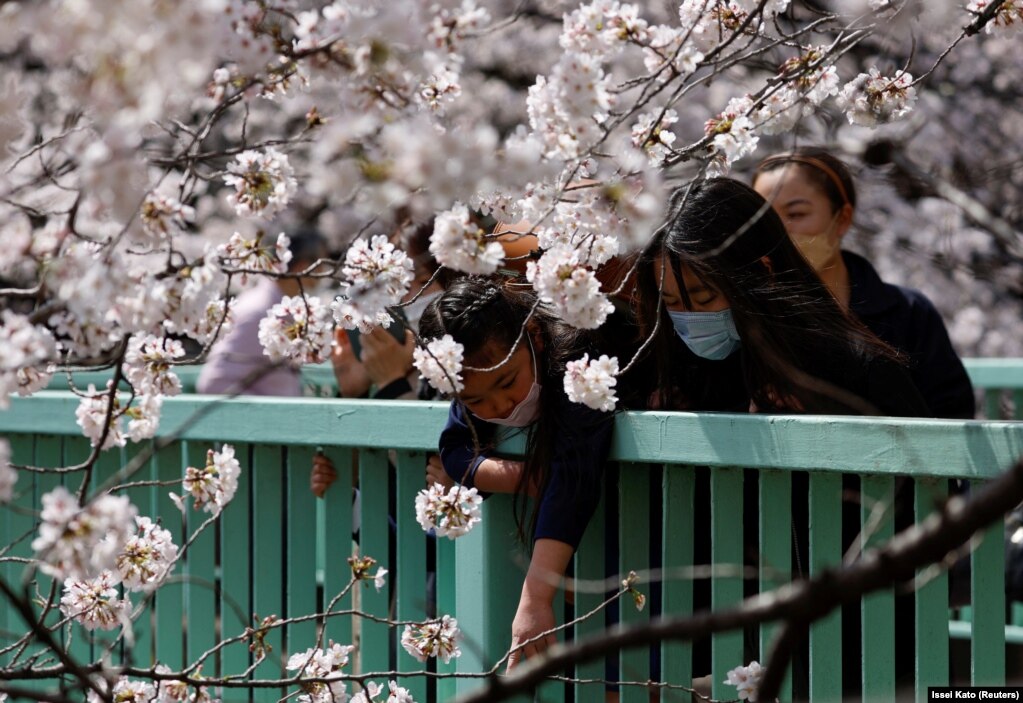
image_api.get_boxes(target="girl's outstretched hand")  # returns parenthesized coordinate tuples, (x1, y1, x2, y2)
(506, 595, 557, 671)
(505, 538, 573, 672)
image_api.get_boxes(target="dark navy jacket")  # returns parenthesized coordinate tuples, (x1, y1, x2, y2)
(845, 251, 975, 419)
(438, 393, 613, 549)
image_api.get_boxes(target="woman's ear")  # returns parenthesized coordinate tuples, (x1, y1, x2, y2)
(834, 203, 854, 238)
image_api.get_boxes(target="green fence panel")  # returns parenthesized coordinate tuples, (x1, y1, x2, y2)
(181, 441, 219, 673)
(285, 446, 319, 659)
(321, 447, 354, 649)
(64, 437, 96, 669)
(33, 434, 64, 674)
(251, 444, 285, 702)
(394, 450, 428, 701)
(619, 463, 650, 702)
(1, 434, 34, 657)
(435, 535, 457, 702)
(574, 488, 607, 696)
(914, 478, 949, 702)
(661, 463, 694, 703)
(809, 471, 842, 702)
(154, 441, 186, 673)
(357, 448, 391, 676)
(971, 518, 1005, 685)
(218, 442, 252, 695)
(710, 467, 744, 702)
(759, 469, 791, 700)
(860, 474, 895, 700)
(121, 441, 158, 671)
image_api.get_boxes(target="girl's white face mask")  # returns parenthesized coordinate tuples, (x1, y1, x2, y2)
(403, 290, 443, 334)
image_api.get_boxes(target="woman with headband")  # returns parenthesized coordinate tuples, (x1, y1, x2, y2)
(752, 147, 974, 419)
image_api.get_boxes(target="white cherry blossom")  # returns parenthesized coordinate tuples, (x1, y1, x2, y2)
(174, 445, 242, 516)
(223, 148, 297, 219)
(59, 570, 131, 631)
(259, 295, 335, 366)
(401, 614, 462, 663)
(431, 203, 505, 274)
(836, 68, 917, 127)
(413, 335, 464, 395)
(414, 483, 482, 539)
(724, 660, 764, 702)
(116, 515, 178, 591)
(564, 354, 619, 411)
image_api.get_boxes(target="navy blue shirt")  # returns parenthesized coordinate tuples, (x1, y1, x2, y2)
(438, 393, 613, 549)
(845, 251, 975, 419)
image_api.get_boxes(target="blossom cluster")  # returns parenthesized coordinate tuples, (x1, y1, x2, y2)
(53, 504, 177, 632)
(836, 68, 917, 127)
(400, 614, 462, 664)
(431, 203, 505, 274)
(351, 681, 416, 703)
(223, 149, 298, 219)
(215, 232, 293, 284)
(412, 335, 465, 395)
(414, 483, 482, 539)
(332, 235, 414, 333)
(286, 642, 356, 703)
(564, 354, 619, 412)
(259, 295, 335, 366)
(171, 445, 242, 516)
(724, 660, 764, 702)
(348, 554, 388, 592)
(32, 487, 137, 580)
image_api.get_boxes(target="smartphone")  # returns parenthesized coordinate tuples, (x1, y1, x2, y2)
(347, 308, 408, 360)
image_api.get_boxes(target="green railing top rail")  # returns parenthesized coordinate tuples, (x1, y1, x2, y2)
(40, 358, 1023, 395)
(5, 391, 1023, 479)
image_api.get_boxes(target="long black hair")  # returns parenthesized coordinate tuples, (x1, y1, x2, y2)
(635, 177, 900, 414)
(419, 275, 598, 544)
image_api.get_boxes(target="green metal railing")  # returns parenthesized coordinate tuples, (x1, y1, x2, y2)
(2, 361, 1022, 702)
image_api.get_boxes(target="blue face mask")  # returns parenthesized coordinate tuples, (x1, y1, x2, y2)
(668, 309, 741, 360)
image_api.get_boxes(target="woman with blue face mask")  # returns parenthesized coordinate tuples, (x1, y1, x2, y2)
(635, 177, 927, 417)
(419, 276, 616, 672)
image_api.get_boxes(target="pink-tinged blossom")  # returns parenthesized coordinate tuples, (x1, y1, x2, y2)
(59, 570, 131, 631)
(400, 614, 462, 663)
(350, 682, 383, 703)
(428, 0, 490, 52)
(642, 25, 703, 75)
(348, 554, 388, 592)
(32, 487, 138, 580)
(215, 232, 292, 285)
(631, 109, 678, 166)
(286, 642, 355, 703)
(124, 334, 185, 396)
(126, 393, 163, 443)
(430, 203, 505, 274)
(836, 68, 916, 127)
(414, 483, 482, 539)
(116, 515, 178, 591)
(0, 310, 57, 407)
(86, 677, 156, 703)
(223, 148, 297, 219)
(0, 438, 15, 503)
(175, 446, 242, 516)
(527, 246, 615, 330)
(412, 335, 464, 395)
(155, 664, 216, 703)
(725, 661, 764, 701)
(968, 0, 1023, 36)
(386, 681, 415, 703)
(140, 193, 195, 243)
(16, 364, 55, 397)
(332, 235, 414, 332)
(564, 354, 619, 411)
(75, 383, 127, 450)
(704, 97, 759, 177)
(259, 295, 334, 366)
